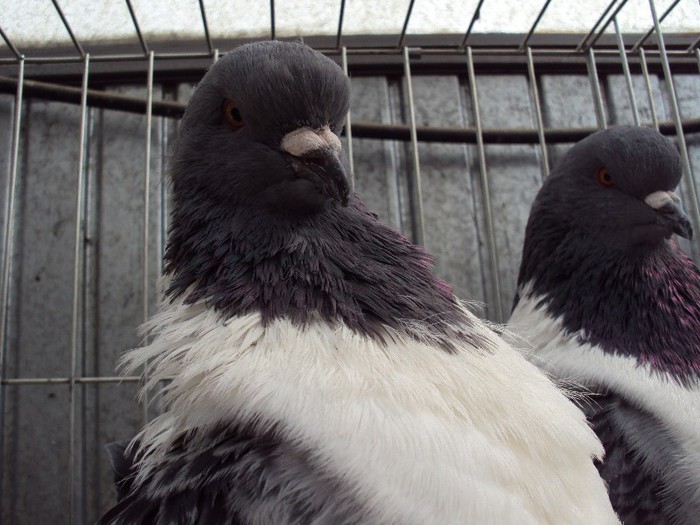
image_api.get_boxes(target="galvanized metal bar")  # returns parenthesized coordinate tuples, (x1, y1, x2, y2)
(336, 0, 347, 49)
(125, 0, 150, 55)
(0, 58, 24, 505)
(142, 50, 155, 423)
(696, 48, 700, 72)
(587, 48, 607, 129)
(3, 376, 142, 385)
(631, 0, 683, 53)
(397, 0, 417, 48)
(526, 47, 550, 178)
(402, 47, 425, 247)
(585, 0, 631, 51)
(639, 48, 659, 130)
(466, 46, 503, 323)
(198, 0, 215, 56)
(68, 53, 90, 524)
(461, 0, 486, 48)
(341, 46, 355, 189)
(0, 26, 22, 60)
(213, 48, 220, 63)
(687, 34, 700, 54)
(518, 0, 554, 52)
(649, 0, 700, 252)
(270, 0, 276, 40)
(50, 0, 86, 58)
(614, 17, 640, 125)
(576, 0, 620, 51)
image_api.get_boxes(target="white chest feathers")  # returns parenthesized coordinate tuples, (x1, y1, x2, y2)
(126, 296, 619, 525)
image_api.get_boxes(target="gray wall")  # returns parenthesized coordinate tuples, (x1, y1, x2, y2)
(1, 66, 699, 523)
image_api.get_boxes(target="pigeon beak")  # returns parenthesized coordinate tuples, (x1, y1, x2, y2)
(644, 190, 693, 240)
(281, 126, 350, 207)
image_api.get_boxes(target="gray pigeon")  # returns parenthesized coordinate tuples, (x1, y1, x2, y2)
(99, 41, 618, 524)
(508, 126, 700, 525)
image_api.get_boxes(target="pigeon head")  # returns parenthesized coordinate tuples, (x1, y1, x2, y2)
(540, 125, 691, 249)
(172, 40, 351, 216)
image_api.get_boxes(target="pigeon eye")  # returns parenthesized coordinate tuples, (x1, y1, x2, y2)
(597, 167, 613, 187)
(224, 100, 244, 128)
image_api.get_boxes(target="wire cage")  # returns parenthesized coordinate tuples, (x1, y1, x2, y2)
(0, 0, 699, 522)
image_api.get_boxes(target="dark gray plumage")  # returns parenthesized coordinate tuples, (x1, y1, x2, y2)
(99, 41, 618, 525)
(508, 125, 700, 525)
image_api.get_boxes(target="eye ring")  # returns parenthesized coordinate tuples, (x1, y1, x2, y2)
(597, 167, 613, 187)
(224, 100, 244, 128)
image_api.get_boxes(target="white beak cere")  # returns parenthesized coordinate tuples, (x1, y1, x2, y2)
(644, 190, 681, 210)
(281, 126, 342, 157)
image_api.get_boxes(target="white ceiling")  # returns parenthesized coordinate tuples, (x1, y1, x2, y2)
(4, 0, 699, 48)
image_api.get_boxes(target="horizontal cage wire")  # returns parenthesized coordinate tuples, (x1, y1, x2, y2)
(0, 0, 699, 522)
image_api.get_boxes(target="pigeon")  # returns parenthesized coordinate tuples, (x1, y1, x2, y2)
(99, 41, 618, 525)
(508, 125, 700, 525)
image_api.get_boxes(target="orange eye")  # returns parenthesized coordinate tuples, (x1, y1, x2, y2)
(224, 100, 244, 128)
(597, 167, 613, 187)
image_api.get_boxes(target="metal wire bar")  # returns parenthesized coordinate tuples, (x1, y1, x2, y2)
(576, 0, 621, 51)
(68, 53, 89, 524)
(466, 46, 503, 323)
(687, 34, 700, 54)
(125, 0, 149, 56)
(270, 0, 276, 40)
(649, 0, 700, 253)
(0, 58, 24, 510)
(50, 0, 85, 58)
(0, 26, 22, 60)
(142, 50, 155, 424)
(518, 0, 554, 52)
(336, 0, 347, 49)
(397, 0, 417, 48)
(461, 0, 486, 48)
(639, 48, 659, 130)
(526, 47, 549, 178)
(584, 0, 631, 51)
(631, 0, 683, 53)
(696, 48, 700, 73)
(3, 376, 142, 385)
(213, 48, 220, 63)
(341, 47, 355, 189)
(198, 0, 214, 56)
(587, 48, 607, 129)
(614, 17, 640, 126)
(402, 47, 425, 247)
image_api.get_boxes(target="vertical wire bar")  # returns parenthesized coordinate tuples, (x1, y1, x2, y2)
(142, 51, 155, 424)
(0, 57, 24, 506)
(68, 53, 90, 524)
(639, 48, 659, 130)
(526, 47, 549, 178)
(576, 0, 620, 51)
(341, 47, 354, 189)
(461, 0, 486, 48)
(270, 0, 276, 40)
(0, 27, 22, 60)
(125, 0, 150, 55)
(649, 0, 700, 249)
(696, 49, 700, 73)
(50, 0, 85, 58)
(466, 47, 503, 322)
(402, 47, 425, 247)
(518, 0, 554, 52)
(613, 17, 640, 126)
(587, 48, 607, 129)
(631, 0, 683, 53)
(397, 0, 416, 48)
(198, 0, 214, 56)
(336, 0, 346, 50)
(213, 49, 220, 63)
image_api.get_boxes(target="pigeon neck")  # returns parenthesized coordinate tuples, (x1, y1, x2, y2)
(163, 196, 476, 350)
(519, 228, 700, 383)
